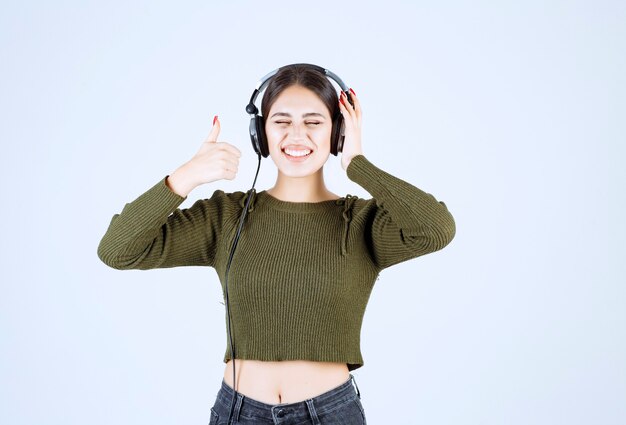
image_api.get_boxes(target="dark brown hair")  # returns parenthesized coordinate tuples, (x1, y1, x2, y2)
(261, 64, 340, 122)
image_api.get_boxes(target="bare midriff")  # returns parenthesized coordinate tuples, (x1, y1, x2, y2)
(223, 359, 350, 404)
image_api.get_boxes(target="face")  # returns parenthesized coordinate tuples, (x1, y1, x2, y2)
(265, 84, 333, 178)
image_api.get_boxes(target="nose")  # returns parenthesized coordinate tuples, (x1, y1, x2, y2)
(289, 122, 304, 140)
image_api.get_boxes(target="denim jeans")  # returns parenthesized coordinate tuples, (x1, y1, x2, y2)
(208, 373, 366, 424)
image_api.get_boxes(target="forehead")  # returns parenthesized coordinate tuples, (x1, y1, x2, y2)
(268, 85, 329, 115)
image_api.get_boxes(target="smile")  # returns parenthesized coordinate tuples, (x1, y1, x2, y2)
(282, 147, 313, 161)
(283, 148, 312, 157)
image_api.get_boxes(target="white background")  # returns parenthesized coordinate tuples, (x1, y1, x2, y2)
(1, 1, 624, 424)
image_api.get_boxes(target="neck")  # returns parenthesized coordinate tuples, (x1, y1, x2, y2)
(266, 168, 337, 202)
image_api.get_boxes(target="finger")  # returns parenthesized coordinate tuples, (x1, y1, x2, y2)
(341, 91, 356, 116)
(339, 91, 355, 120)
(215, 142, 242, 158)
(223, 170, 237, 180)
(215, 155, 240, 172)
(343, 90, 355, 109)
(348, 88, 362, 121)
(205, 115, 221, 143)
(338, 93, 347, 115)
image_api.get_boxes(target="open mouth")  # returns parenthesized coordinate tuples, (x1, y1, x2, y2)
(282, 147, 313, 159)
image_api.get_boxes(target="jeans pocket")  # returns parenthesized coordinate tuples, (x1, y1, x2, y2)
(209, 407, 220, 425)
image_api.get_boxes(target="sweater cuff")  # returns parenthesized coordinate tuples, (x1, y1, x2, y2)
(137, 175, 188, 216)
(346, 154, 399, 200)
(346, 154, 376, 187)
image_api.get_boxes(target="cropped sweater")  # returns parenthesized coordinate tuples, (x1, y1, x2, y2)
(97, 154, 456, 371)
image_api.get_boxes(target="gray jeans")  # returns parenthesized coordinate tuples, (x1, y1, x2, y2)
(209, 373, 366, 424)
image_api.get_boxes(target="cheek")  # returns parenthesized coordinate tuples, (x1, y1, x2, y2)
(316, 126, 333, 145)
(264, 127, 283, 145)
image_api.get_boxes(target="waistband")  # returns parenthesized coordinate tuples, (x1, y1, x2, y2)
(215, 373, 361, 422)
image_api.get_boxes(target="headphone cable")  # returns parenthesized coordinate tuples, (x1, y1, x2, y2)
(225, 152, 261, 425)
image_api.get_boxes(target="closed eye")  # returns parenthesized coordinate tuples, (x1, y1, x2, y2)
(274, 121, 321, 125)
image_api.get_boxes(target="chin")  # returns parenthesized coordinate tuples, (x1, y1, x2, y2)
(281, 168, 322, 178)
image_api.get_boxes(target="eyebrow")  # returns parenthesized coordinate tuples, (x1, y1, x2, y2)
(269, 112, 326, 119)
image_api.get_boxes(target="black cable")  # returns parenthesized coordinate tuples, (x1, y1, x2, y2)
(225, 152, 262, 425)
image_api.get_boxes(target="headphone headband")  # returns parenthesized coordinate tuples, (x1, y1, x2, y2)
(245, 63, 349, 116)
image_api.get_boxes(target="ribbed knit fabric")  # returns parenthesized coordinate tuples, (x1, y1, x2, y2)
(97, 154, 456, 371)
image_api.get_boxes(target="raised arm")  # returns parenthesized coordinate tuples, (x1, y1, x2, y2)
(346, 154, 456, 270)
(97, 115, 243, 270)
(97, 177, 233, 270)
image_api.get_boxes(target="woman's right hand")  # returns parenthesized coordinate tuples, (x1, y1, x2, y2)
(167, 116, 242, 197)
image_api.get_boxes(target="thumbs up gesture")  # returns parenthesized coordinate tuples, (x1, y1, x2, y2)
(166, 116, 242, 197)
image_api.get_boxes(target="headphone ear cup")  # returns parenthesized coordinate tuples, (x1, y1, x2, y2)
(249, 116, 262, 157)
(249, 114, 270, 158)
(257, 115, 270, 158)
(331, 113, 344, 156)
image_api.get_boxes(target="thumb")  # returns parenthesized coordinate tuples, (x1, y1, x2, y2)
(205, 115, 221, 142)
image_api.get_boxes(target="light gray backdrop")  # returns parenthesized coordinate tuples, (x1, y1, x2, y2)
(1, 1, 624, 424)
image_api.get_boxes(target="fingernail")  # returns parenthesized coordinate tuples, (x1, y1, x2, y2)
(349, 88, 356, 95)
(213, 115, 218, 125)
(339, 96, 345, 105)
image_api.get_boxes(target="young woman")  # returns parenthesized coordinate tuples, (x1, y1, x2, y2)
(98, 64, 456, 424)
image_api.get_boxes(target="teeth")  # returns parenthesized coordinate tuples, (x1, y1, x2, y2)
(284, 148, 312, 157)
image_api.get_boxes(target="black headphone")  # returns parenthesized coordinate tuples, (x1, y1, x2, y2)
(245, 63, 353, 157)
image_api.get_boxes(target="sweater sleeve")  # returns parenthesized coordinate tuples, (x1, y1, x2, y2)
(346, 154, 456, 270)
(97, 175, 232, 270)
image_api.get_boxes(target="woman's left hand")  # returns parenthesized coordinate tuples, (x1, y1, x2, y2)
(338, 88, 363, 171)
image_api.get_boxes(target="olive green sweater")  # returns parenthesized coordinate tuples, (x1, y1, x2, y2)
(97, 154, 455, 371)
